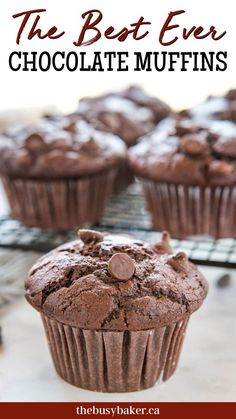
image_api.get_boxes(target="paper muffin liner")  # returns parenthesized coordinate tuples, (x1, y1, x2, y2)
(143, 180, 236, 238)
(113, 161, 135, 194)
(1, 169, 116, 230)
(41, 314, 189, 392)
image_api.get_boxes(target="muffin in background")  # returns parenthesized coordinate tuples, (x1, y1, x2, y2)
(77, 86, 171, 192)
(0, 117, 126, 230)
(117, 85, 171, 124)
(25, 229, 208, 392)
(128, 118, 236, 238)
(180, 88, 236, 123)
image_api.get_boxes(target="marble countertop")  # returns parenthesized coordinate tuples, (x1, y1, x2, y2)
(0, 265, 236, 402)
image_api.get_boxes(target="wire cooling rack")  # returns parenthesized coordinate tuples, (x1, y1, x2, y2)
(0, 183, 236, 268)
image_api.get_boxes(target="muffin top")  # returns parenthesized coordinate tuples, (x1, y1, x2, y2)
(128, 118, 236, 186)
(116, 85, 171, 123)
(25, 229, 208, 331)
(0, 116, 126, 178)
(77, 86, 171, 146)
(182, 89, 236, 123)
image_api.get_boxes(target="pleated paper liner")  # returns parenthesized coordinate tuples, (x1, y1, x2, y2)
(41, 314, 189, 393)
(1, 168, 116, 230)
(143, 181, 236, 238)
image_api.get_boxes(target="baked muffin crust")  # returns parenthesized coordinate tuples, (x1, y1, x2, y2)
(0, 117, 126, 178)
(25, 230, 208, 331)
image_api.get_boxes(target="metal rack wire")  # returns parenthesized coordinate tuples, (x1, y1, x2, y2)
(0, 183, 236, 268)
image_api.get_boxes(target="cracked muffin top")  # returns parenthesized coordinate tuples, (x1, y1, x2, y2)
(77, 86, 171, 146)
(128, 118, 236, 186)
(25, 230, 208, 331)
(0, 116, 126, 178)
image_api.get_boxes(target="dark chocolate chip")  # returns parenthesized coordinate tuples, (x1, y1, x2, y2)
(64, 122, 77, 133)
(79, 229, 104, 244)
(216, 273, 231, 288)
(208, 161, 234, 177)
(25, 134, 45, 151)
(16, 150, 33, 166)
(80, 138, 100, 152)
(100, 112, 120, 131)
(108, 252, 135, 281)
(225, 89, 236, 101)
(153, 231, 172, 255)
(180, 134, 209, 156)
(177, 109, 191, 119)
(168, 252, 189, 273)
(218, 109, 236, 122)
(175, 121, 197, 137)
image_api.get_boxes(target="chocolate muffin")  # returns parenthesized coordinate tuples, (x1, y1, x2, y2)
(77, 86, 171, 192)
(117, 85, 171, 124)
(0, 117, 126, 229)
(181, 88, 236, 123)
(25, 229, 208, 392)
(128, 119, 236, 238)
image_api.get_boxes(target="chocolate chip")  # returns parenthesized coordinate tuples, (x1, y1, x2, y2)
(43, 113, 53, 119)
(79, 229, 104, 244)
(108, 253, 135, 281)
(225, 89, 236, 101)
(175, 121, 197, 137)
(216, 273, 231, 288)
(153, 231, 173, 255)
(64, 122, 77, 133)
(100, 112, 120, 131)
(168, 252, 189, 273)
(39, 150, 79, 170)
(180, 134, 209, 155)
(177, 109, 191, 119)
(80, 138, 100, 152)
(162, 231, 170, 241)
(208, 160, 234, 177)
(206, 132, 218, 143)
(213, 137, 236, 158)
(16, 150, 33, 166)
(25, 134, 45, 151)
(218, 109, 236, 122)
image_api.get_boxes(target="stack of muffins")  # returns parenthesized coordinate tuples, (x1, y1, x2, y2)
(0, 86, 236, 238)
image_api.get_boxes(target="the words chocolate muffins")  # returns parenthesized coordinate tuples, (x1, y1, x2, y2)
(77, 86, 171, 192)
(25, 229, 208, 392)
(128, 119, 236, 238)
(0, 117, 126, 229)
